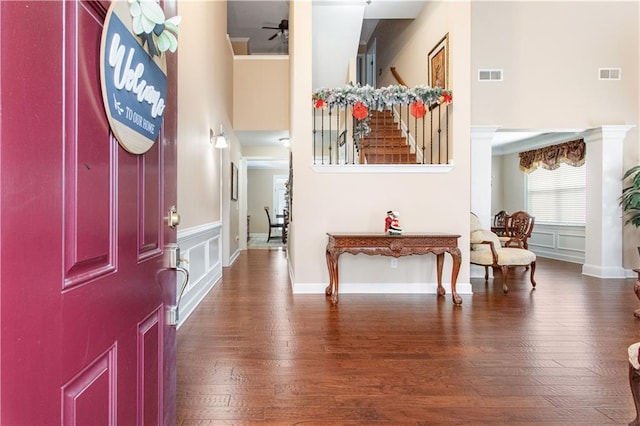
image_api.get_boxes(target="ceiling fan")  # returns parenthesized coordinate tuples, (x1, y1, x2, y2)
(262, 19, 289, 41)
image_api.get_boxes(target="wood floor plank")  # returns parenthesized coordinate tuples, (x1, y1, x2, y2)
(177, 251, 640, 423)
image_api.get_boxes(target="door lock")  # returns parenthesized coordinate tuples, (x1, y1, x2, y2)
(166, 205, 180, 228)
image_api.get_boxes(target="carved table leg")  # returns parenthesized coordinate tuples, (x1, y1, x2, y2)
(324, 250, 339, 305)
(449, 248, 462, 305)
(325, 249, 334, 297)
(436, 253, 445, 297)
(330, 259, 339, 305)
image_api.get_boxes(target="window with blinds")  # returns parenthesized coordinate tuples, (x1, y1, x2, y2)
(526, 162, 586, 224)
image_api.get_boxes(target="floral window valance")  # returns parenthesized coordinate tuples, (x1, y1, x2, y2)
(519, 139, 586, 173)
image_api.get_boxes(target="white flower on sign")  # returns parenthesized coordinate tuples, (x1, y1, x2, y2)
(128, 0, 181, 56)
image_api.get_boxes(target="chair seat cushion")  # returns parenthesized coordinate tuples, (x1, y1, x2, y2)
(470, 247, 536, 266)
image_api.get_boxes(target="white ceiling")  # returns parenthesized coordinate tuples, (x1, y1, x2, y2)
(235, 130, 290, 147)
(492, 130, 583, 156)
(235, 130, 290, 169)
(492, 131, 545, 147)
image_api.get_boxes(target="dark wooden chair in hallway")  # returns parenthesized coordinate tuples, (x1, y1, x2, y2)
(264, 206, 283, 242)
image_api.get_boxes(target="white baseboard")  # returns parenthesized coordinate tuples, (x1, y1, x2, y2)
(582, 263, 627, 278)
(229, 248, 240, 265)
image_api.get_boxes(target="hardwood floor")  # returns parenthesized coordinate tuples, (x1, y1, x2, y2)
(177, 250, 639, 425)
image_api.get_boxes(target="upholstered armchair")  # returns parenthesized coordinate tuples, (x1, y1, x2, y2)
(470, 213, 537, 292)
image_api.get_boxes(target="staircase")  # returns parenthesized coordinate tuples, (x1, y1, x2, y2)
(312, 94, 451, 166)
(358, 110, 416, 164)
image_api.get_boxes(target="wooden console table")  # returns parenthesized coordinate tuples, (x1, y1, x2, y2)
(325, 233, 462, 306)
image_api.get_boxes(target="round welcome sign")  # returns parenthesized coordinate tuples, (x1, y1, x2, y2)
(100, 1, 168, 154)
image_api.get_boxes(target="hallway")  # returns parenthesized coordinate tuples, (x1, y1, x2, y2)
(177, 250, 639, 424)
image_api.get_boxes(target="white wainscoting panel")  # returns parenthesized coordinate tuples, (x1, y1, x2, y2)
(529, 224, 585, 264)
(176, 222, 223, 328)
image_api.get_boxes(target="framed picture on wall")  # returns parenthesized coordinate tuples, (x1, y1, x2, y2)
(231, 162, 238, 201)
(428, 33, 449, 89)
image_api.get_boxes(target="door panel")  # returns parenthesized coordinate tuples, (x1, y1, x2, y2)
(64, 0, 115, 283)
(62, 346, 116, 425)
(0, 1, 178, 424)
(139, 310, 161, 426)
(139, 146, 163, 260)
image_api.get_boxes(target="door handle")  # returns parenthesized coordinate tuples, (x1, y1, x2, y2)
(165, 243, 189, 326)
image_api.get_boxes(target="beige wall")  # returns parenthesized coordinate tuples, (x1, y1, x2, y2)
(490, 155, 503, 215)
(472, 2, 639, 268)
(471, 1, 638, 129)
(177, 1, 230, 228)
(230, 38, 249, 55)
(243, 144, 289, 160)
(373, 1, 470, 95)
(247, 168, 288, 234)
(233, 56, 290, 131)
(500, 153, 526, 215)
(176, 1, 639, 278)
(374, 19, 427, 87)
(289, 1, 472, 286)
(177, 0, 241, 261)
(490, 152, 528, 220)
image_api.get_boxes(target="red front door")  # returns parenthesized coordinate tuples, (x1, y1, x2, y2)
(0, 1, 178, 424)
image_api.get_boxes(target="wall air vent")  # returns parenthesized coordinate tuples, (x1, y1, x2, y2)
(478, 69, 503, 81)
(599, 68, 621, 80)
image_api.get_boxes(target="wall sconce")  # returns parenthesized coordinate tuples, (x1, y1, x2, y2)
(280, 137, 290, 148)
(211, 124, 228, 149)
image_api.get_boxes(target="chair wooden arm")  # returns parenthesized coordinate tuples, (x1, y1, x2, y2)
(476, 240, 499, 265)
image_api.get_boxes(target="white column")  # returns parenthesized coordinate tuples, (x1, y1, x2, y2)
(471, 126, 500, 228)
(582, 125, 635, 278)
(470, 126, 500, 278)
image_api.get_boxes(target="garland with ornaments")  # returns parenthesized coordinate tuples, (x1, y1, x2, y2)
(312, 83, 452, 121)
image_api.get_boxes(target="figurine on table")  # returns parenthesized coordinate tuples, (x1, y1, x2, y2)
(384, 210, 403, 235)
